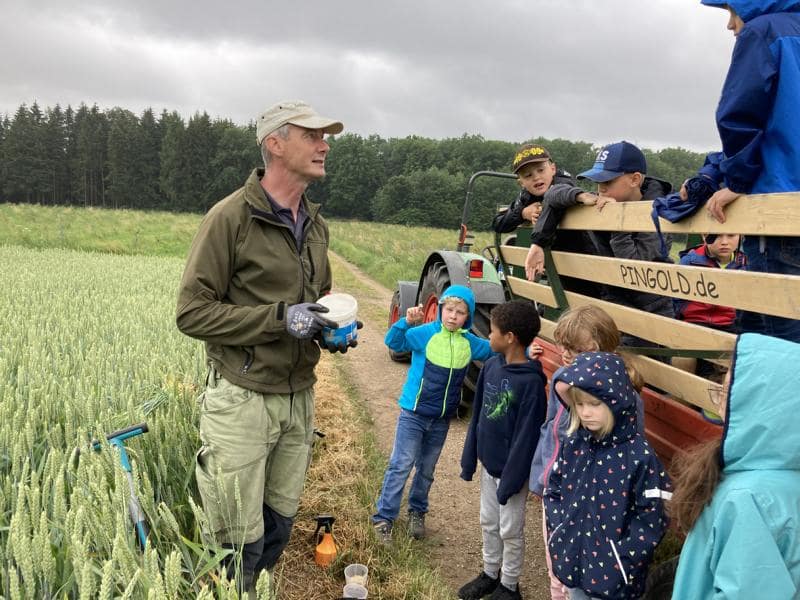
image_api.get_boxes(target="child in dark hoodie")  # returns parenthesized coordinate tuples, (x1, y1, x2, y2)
(577, 141, 675, 319)
(493, 144, 573, 234)
(373, 285, 493, 545)
(497, 144, 602, 297)
(459, 300, 547, 600)
(545, 352, 671, 600)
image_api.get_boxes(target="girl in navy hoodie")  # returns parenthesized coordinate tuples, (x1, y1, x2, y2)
(545, 352, 671, 600)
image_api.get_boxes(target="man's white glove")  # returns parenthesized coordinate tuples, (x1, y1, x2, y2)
(285, 303, 337, 339)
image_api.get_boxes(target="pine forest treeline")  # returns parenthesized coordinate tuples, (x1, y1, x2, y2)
(0, 101, 709, 230)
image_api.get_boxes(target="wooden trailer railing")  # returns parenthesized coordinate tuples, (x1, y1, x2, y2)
(496, 193, 800, 463)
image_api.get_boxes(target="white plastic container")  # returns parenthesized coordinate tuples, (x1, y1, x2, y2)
(344, 563, 369, 587)
(317, 293, 359, 346)
(342, 583, 368, 599)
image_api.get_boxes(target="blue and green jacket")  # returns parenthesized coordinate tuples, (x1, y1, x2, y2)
(385, 285, 492, 419)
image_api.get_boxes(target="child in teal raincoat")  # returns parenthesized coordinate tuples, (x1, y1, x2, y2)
(670, 333, 800, 598)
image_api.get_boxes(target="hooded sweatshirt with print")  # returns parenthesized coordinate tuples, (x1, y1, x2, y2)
(672, 334, 800, 599)
(544, 352, 671, 599)
(701, 0, 800, 194)
(385, 285, 492, 419)
(460, 354, 547, 504)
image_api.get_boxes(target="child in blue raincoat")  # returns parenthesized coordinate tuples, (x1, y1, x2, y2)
(700, 0, 800, 342)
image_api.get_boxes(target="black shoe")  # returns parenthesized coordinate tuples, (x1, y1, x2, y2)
(407, 510, 426, 539)
(373, 520, 392, 545)
(489, 583, 522, 600)
(458, 571, 500, 600)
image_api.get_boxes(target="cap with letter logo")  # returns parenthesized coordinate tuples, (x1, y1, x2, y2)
(578, 141, 647, 182)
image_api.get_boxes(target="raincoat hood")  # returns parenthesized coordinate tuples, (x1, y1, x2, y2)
(438, 284, 475, 329)
(553, 352, 639, 444)
(722, 333, 800, 472)
(701, 0, 800, 22)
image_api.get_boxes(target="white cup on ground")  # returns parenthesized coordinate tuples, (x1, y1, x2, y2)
(344, 563, 369, 587)
(343, 582, 368, 599)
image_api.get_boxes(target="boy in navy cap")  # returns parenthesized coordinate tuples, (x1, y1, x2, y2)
(578, 141, 675, 319)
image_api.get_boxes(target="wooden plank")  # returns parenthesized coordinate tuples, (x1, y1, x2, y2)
(541, 193, 800, 235)
(541, 251, 798, 319)
(506, 276, 557, 306)
(505, 274, 737, 352)
(502, 242, 799, 328)
(624, 353, 721, 413)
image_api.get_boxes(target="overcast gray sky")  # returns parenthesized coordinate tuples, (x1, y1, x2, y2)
(0, 0, 735, 152)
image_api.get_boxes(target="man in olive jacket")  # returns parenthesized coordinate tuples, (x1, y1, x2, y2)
(176, 100, 351, 592)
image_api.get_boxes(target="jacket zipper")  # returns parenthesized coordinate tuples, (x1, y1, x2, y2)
(241, 347, 254, 374)
(413, 378, 424, 412)
(249, 202, 317, 393)
(440, 332, 455, 418)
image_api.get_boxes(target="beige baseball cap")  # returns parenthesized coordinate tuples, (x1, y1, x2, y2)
(256, 100, 344, 144)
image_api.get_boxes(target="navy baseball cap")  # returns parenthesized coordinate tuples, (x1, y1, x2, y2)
(578, 141, 647, 182)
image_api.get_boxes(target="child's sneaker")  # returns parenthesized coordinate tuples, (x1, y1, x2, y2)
(407, 510, 426, 539)
(489, 583, 522, 600)
(373, 520, 392, 545)
(458, 571, 499, 600)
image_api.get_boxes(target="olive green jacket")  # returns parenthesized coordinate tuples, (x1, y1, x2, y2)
(176, 168, 332, 393)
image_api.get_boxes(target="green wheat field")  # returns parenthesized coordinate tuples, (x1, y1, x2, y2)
(0, 204, 481, 599)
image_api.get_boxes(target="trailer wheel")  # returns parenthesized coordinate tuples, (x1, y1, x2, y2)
(388, 290, 411, 362)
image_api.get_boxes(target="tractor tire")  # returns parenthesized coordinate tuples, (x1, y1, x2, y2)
(419, 261, 450, 324)
(388, 290, 411, 362)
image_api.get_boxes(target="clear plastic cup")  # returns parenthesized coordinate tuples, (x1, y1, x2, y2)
(343, 582, 368, 599)
(344, 563, 369, 587)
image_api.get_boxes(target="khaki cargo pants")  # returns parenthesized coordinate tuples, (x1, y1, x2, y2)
(195, 368, 315, 544)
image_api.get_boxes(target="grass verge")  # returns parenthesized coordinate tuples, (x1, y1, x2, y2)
(283, 355, 452, 600)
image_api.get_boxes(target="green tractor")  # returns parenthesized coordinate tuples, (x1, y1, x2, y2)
(387, 171, 521, 400)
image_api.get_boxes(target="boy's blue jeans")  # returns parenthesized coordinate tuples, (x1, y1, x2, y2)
(372, 408, 450, 524)
(741, 236, 800, 343)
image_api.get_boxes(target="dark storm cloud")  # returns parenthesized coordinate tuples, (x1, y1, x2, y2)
(0, 0, 733, 151)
